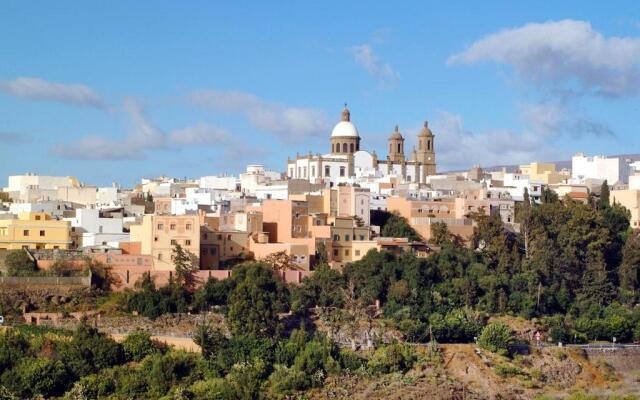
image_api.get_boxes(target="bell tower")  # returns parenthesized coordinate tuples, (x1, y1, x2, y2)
(417, 120, 436, 180)
(387, 125, 405, 163)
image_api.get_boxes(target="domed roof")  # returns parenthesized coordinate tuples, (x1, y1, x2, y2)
(389, 125, 403, 140)
(418, 120, 433, 137)
(330, 105, 360, 138)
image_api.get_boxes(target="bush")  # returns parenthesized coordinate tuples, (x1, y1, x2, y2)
(7, 357, 70, 398)
(339, 349, 366, 371)
(123, 330, 159, 362)
(367, 343, 416, 375)
(477, 321, 514, 355)
(494, 363, 523, 378)
(189, 378, 233, 400)
(293, 337, 340, 383)
(5, 250, 36, 276)
(266, 365, 310, 398)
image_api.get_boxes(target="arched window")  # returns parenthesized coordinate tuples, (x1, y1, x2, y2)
(342, 143, 348, 153)
(350, 143, 354, 153)
(356, 142, 360, 151)
(427, 140, 431, 151)
(331, 143, 335, 153)
(325, 166, 330, 177)
(397, 143, 401, 153)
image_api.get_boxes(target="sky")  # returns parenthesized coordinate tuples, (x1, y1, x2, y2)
(1, 1, 640, 187)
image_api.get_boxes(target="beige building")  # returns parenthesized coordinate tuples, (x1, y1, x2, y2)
(0, 212, 71, 250)
(387, 197, 474, 242)
(611, 190, 640, 229)
(519, 162, 569, 184)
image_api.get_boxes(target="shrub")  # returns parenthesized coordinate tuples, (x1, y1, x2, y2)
(189, 378, 233, 400)
(123, 330, 159, 362)
(494, 363, 523, 378)
(367, 343, 416, 375)
(293, 337, 340, 382)
(5, 250, 36, 276)
(339, 349, 366, 371)
(266, 365, 310, 398)
(8, 357, 70, 398)
(477, 321, 514, 355)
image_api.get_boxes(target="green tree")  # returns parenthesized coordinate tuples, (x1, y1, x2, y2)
(477, 321, 514, 355)
(122, 330, 159, 362)
(381, 213, 421, 241)
(430, 221, 451, 245)
(172, 244, 198, 291)
(619, 231, 640, 303)
(227, 262, 289, 338)
(598, 180, 610, 210)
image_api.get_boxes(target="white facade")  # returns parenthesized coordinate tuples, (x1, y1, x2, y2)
(200, 175, 239, 191)
(4, 174, 79, 193)
(8, 201, 71, 219)
(64, 208, 124, 248)
(571, 153, 630, 185)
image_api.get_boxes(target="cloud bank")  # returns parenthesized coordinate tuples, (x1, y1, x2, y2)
(449, 19, 640, 97)
(0, 77, 103, 107)
(189, 90, 329, 141)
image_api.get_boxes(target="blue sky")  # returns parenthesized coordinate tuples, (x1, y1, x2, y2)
(1, 1, 640, 186)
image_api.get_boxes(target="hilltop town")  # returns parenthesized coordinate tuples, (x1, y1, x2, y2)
(2, 107, 640, 399)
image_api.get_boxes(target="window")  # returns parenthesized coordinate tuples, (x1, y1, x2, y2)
(203, 233, 208, 240)
(340, 167, 345, 177)
(53, 246, 59, 250)
(355, 250, 361, 256)
(157, 253, 162, 260)
(158, 223, 164, 230)
(171, 239, 177, 245)
(397, 143, 401, 153)
(303, 166, 307, 178)
(325, 166, 330, 177)
(333, 234, 340, 241)
(342, 143, 348, 152)
(186, 224, 192, 230)
(39, 230, 45, 236)
(227, 234, 231, 240)
(359, 235, 365, 240)
(311, 166, 315, 177)
(35, 215, 41, 220)
(185, 240, 191, 246)
(217, 234, 222, 240)
(212, 247, 217, 255)
(350, 143, 354, 153)
(333, 249, 338, 256)
(289, 168, 294, 177)
(344, 234, 350, 241)
(170, 224, 176, 230)
(345, 249, 350, 256)
(23, 230, 29, 236)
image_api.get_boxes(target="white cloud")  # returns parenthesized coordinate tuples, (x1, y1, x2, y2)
(449, 19, 640, 97)
(52, 99, 249, 161)
(169, 123, 232, 145)
(433, 111, 564, 171)
(351, 44, 399, 86)
(520, 102, 614, 138)
(0, 77, 103, 107)
(189, 90, 329, 141)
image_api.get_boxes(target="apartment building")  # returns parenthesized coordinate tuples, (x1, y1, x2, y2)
(0, 212, 71, 250)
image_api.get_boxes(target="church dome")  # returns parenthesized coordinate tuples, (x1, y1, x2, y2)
(330, 105, 360, 138)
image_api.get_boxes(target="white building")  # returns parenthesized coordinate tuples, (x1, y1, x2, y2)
(286, 106, 437, 186)
(200, 175, 239, 191)
(571, 153, 630, 185)
(64, 208, 128, 248)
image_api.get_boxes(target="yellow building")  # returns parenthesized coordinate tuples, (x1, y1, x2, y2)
(611, 190, 640, 229)
(0, 212, 71, 250)
(518, 162, 569, 184)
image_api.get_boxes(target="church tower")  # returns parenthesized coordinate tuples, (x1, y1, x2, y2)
(388, 125, 405, 163)
(417, 120, 436, 180)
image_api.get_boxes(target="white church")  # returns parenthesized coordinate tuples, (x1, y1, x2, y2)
(286, 105, 437, 185)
